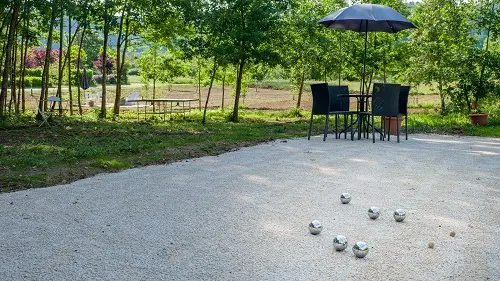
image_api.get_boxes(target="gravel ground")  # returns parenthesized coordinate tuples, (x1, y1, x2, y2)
(1, 134, 499, 281)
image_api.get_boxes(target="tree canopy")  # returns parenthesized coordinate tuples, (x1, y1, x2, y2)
(1, 0, 500, 120)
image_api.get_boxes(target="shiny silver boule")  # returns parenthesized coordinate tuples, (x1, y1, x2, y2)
(340, 193, 351, 204)
(333, 235, 348, 251)
(352, 241, 369, 258)
(368, 207, 380, 219)
(393, 209, 406, 222)
(308, 220, 323, 235)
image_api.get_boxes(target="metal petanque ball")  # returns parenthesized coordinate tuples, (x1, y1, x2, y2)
(309, 220, 323, 235)
(393, 209, 406, 222)
(333, 235, 348, 251)
(340, 193, 351, 204)
(352, 241, 369, 258)
(368, 207, 380, 219)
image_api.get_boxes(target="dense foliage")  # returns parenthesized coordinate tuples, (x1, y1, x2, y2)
(0, 0, 499, 120)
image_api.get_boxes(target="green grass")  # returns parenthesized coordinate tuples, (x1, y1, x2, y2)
(127, 75, 142, 84)
(409, 112, 500, 136)
(0, 110, 309, 192)
(1, 109, 498, 192)
(408, 102, 439, 109)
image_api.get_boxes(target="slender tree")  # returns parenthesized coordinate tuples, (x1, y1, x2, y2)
(113, 0, 140, 116)
(37, 0, 58, 117)
(0, 3, 19, 117)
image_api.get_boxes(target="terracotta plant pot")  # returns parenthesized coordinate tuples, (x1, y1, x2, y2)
(88, 100, 94, 107)
(384, 116, 403, 136)
(470, 113, 488, 126)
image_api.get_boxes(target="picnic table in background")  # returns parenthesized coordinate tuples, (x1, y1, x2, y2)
(131, 98, 198, 120)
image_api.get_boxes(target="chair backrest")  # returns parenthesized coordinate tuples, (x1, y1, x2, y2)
(371, 83, 401, 117)
(127, 92, 140, 101)
(310, 83, 331, 115)
(47, 96, 61, 102)
(328, 85, 350, 112)
(399, 86, 410, 115)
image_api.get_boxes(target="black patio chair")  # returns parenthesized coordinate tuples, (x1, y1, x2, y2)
(359, 83, 401, 143)
(328, 85, 356, 140)
(308, 83, 355, 141)
(398, 85, 410, 140)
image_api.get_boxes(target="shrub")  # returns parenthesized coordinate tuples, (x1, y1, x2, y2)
(24, 67, 43, 77)
(25, 48, 59, 68)
(92, 74, 117, 85)
(128, 68, 139, 76)
(24, 77, 43, 88)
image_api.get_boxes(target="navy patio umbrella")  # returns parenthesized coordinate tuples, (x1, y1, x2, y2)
(318, 4, 416, 97)
(80, 67, 90, 105)
(80, 67, 89, 90)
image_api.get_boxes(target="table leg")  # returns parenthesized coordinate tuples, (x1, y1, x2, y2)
(163, 101, 166, 120)
(136, 101, 139, 121)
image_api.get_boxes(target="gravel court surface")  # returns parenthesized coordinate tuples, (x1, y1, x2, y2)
(0, 134, 499, 281)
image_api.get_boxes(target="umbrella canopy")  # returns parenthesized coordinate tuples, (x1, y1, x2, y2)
(318, 4, 416, 32)
(318, 4, 416, 98)
(80, 67, 89, 90)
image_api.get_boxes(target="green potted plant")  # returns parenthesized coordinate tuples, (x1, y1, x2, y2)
(469, 103, 488, 126)
(465, 2, 500, 125)
(451, 48, 500, 126)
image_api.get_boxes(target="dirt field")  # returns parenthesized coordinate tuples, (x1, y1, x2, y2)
(118, 84, 440, 112)
(21, 84, 440, 113)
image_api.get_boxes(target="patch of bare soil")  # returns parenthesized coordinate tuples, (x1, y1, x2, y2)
(21, 84, 440, 113)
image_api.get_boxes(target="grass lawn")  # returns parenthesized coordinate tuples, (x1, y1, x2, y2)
(1, 109, 499, 193)
(0, 110, 307, 192)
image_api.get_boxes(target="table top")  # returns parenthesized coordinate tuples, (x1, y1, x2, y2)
(337, 94, 372, 98)
(132, 98, 199, 102)
(38, 99, 69, 103)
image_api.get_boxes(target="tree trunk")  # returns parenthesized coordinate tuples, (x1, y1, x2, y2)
(0, 7, 12, 74)
(221, 67, 226, 110)
(0, 5, 19, 118)
(55, 13, 64, 114)
(197, 58, 201, 110)
(113, 9, 126, 116)
(9, 27, 18, 114)
(38, 0, 57, 117)
(56, 16, 80, 112)
(153, 78, 156, 99)
(76, 23, 87, 115)
(296, 71, 304, 108)
(100, 2, 109, 119)
(202, 59, 218, 124)
(67, 16, 72, 115)
(21, 28, 28, 113)
(56, 13, 63, 97)
(231, 59, 245, 122)
(16, 30, 24, 114)
(438, 76, 445, 113)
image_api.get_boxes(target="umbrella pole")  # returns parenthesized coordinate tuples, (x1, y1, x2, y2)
(361, 25, 368, 99)
(338, 32, 342, 86)
(360, 23, 368, 139)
